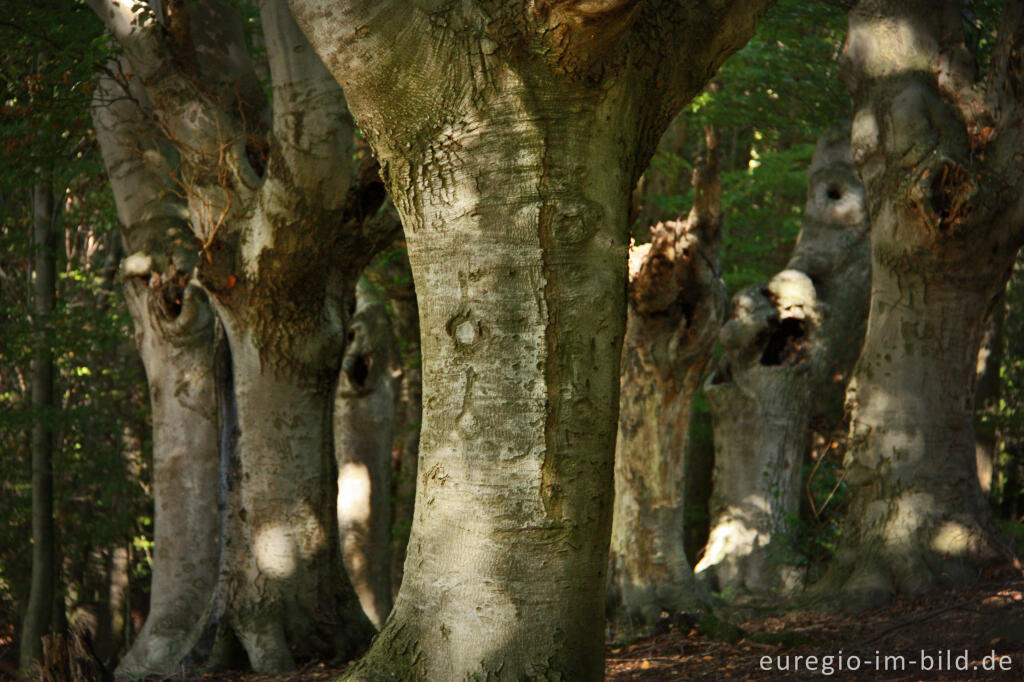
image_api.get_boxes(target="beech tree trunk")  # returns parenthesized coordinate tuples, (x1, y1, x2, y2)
(122, 283, 219, 674)
(20, 168, 58, 672)
(816, 0, 1024, 608)
(698, 129, 870, 595)
(608, 129, 726, 627)
(88, 0, 398, 672)
(293, 3, 773, 678)
(92, 66, 222, 677)
(334, 278, 398, 630)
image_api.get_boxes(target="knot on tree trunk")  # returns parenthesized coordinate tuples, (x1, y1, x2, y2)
(911, 158, 976, 235)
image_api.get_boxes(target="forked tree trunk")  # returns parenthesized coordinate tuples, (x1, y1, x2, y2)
(334, 278, 399, 630)
(88, 0, 397, 672)
(293, 2, 772, 678)
(608, 129, 726, 627)
(815, 0, 1024, 608)
(20, 169, 59, 672)
(91, 69, 221, 677)
(698, 130, 870, 595)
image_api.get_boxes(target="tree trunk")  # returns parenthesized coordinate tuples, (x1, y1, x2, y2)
(349, 108, 631, 682)
(698, 129, 870, 595)
(608, 129, 726, 627)
(20, 170, 58, 671)
(334, 278, 398, 630)
(380, 255, 421, 597)
(816, 0, 1024, 608)
(292, 3, 773, 677)
(974, 298, 1004, 496)
(292, 3, 770, 675)
(117, 280, 220, 675)
(187, 169, 384, 672)
(90, 545, 129, 666)
(87, 0, 399, 671)
(91, 67, 223, 677)
(209, 330, 370, 673)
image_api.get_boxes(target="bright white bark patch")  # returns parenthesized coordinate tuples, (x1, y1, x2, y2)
(453, 320, 476, 345)
(254, 524, 297, 578)
(122, 252, 153, 277)
(698, 519, 762, 565)
(931, 521, 973, 554)
(337, 462, 372, 525)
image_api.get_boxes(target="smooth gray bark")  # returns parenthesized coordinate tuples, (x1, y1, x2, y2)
(698, 130, 870, 595)
(88, 0, 397, 671)
(291, 3, 773, 678)
(20, 168, 59, 672)
(334, 278, 399, 630)
(92, 65, 222, 677)
(608, 129, 726, 627)
(121, 280, 219, 674)
(815, 0, 1024, 608)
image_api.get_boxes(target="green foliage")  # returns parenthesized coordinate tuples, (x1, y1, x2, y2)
(639, 0, 847, 294)
(0, 0, 154, 650)
(719, 142, 816, 291)
(994, 262, 1024, 519)
(687, 1, 847, 139)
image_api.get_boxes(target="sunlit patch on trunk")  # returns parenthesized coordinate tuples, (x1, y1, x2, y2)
(254, 524, 297, 578)
(337, 462, 372, 524)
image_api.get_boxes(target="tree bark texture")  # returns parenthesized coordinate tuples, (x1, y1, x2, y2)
(20, 169, 59, 672)
(608, 129, 726, 627)
(817, 0, 1024, 608)
(698, 129, 870, 595)
(334, 278, 399, 630)
(369, 248, 422, 597)
(87, 0, 399, 671)
(92, 66, 222, 677)
(974, 298, 1004, 496)
(291, 2, 773, 678)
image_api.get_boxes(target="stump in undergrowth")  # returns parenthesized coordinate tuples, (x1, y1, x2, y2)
(38, 632, 103, 682)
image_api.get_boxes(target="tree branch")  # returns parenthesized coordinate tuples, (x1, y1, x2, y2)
(627, 0, 774, 183)
(87, 0, 263, 208)
(286, 0, 418, 94)
(259, 0, 355, 211)
(91, 59, 192, 270)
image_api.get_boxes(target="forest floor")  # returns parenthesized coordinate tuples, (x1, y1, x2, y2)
(1, 565, 1022, 681)
(604, 564, 1024, 681)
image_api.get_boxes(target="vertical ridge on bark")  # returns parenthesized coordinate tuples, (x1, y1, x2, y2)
(698, 129, 870, 596)
(813, 0, 1024, 609)
(608, 128, 726, 627)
